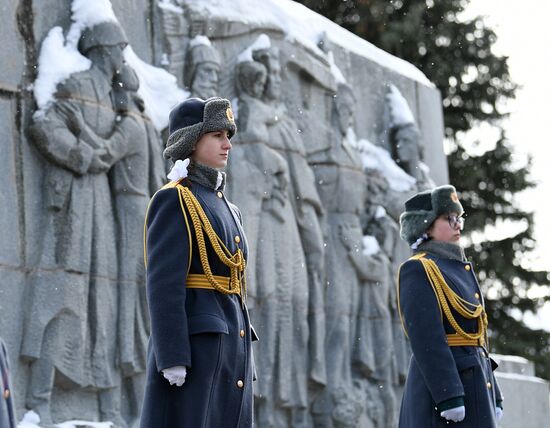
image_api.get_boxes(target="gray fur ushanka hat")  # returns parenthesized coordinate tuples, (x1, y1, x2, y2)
(399, 185, 464, 245)
(163, 97, 236, 162)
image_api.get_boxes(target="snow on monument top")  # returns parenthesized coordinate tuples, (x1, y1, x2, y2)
(183, 0, 431, 86)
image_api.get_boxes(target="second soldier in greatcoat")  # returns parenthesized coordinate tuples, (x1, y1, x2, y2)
(397, 185, 503, 427)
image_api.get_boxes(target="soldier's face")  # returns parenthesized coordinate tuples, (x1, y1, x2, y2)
(192, 130, 232, 169)
(191, 63, 220, 99)
(428, 211, 462, 243)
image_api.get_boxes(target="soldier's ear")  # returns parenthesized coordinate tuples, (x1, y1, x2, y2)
(426, 225, 433, 238)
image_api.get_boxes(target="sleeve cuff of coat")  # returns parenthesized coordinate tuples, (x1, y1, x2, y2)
(496, 400, 503, 409)
(437, 396, 465, 411)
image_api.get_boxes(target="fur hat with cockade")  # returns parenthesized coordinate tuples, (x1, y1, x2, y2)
(163, 97, 237, 162)
(399, 185, 464, 245)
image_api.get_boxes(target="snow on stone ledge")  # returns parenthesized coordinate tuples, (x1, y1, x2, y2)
(182, 0, 431, 86)
(375, 205, 387, 219)
(189, 35, 212, 48)
(158, 0, 184, 14)
(18, 410, 116, 428)
(351, 136, 416, 192)
(237, 34, 271, 64)
(124, 47, 188, 130)
(33, 26, 91, 112)
(362, 235, 381, 256)
(387, 84, 416, 127)
(327, 51, 346, 85)
(33, 0, 187, 130)
(66, 0, 118, 46)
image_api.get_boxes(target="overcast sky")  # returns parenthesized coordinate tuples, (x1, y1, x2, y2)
(463, 0, 550, 329)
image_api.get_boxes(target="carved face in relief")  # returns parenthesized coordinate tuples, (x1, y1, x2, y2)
(191, 61, 220, 99)
(263, 55, 282, 101)
(335, 84, 355, 135)
(237, 60, 267, 99)
(250, 72, 267, 98)
(105, 44, 126, 77)
(394, 124, 419, 161)
(88, 43, 126, 79)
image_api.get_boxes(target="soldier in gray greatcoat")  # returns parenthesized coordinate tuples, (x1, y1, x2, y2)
(397, 185, 503, 427)
(140, 97, 256, 427)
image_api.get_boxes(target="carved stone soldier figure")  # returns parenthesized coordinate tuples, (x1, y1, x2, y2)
(386, 85, 421, 179)
(228, 57, 313, 427)
(309, 83, 369, 427)
(228, 59, 289, 304)
(364, 170, 411, 391)
(386, 85, 435, 191)
(250, 45, 326, 426)
(184, 36, 221, 99)
(22, 22, 133, 427)
(108, 64, 165, 422)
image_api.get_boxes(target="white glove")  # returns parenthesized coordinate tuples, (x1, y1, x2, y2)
(440, 405, 465, 422)
(162, 366, 187, 386)
(496, 406, 503, 422)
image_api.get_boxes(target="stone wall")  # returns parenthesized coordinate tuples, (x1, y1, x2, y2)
(493, 354, 550, 428)
(0, 1, 451, 426)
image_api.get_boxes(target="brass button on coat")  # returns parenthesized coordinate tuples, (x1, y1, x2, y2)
(487, 382, 492, 389)
(237, 380, 244, 388)
(234, 235, 241, 244)
(475, 292, 480, 299)
(3, 389, 9, 399)
(240, 329, 245, 337)
(465, 265, 471, 271)
(217, 191, 223, 198)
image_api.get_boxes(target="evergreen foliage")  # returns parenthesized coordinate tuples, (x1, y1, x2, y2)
(297, 0, 550, 378)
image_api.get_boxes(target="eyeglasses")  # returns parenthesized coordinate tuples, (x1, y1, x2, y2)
(447, 214, 465, 230)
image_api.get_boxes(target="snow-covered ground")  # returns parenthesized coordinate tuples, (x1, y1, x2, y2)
(18, 411, 114, 428)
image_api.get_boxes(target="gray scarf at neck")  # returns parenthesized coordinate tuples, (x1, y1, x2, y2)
(187, 160, 226, 191)
(416, 240, 466, 262)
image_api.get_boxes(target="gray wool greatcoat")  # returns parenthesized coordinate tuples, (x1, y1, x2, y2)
(140, 180, 256, 428)
(397, 252, 502, 428)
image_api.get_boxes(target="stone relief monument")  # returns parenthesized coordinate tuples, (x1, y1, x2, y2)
(22, 21, 133, 427)
(0, 0, 500, 426)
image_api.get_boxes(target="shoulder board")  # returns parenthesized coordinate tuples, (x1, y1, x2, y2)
(144, 178, 193, 272)
(409, 252, 426, 261)
(160, 179, 184, 190)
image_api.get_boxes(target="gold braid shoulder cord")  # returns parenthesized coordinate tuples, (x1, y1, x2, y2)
(399, 253, 488, 346)
(176, 183, 247, 300)
(143, 182, 247, 301)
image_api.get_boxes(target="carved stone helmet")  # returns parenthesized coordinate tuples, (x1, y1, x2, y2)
(399, 185, 464, 245)
(183, 42, 221, 88)
(163, 97, 237, 162)
(78, 21, 128, 55)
